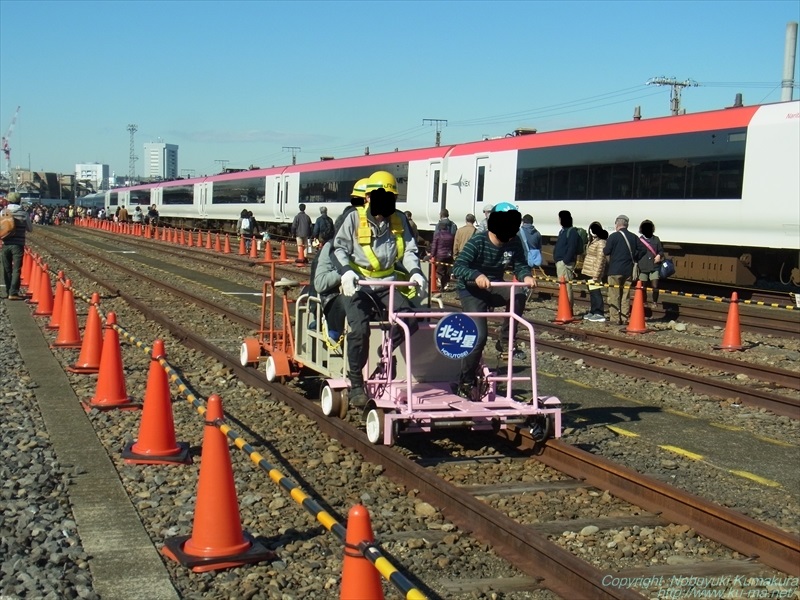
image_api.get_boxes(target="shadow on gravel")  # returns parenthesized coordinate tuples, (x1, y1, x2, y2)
(563, 404, 662, 430)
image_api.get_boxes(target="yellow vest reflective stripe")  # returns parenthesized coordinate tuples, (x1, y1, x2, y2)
(349, 207, 405, 278)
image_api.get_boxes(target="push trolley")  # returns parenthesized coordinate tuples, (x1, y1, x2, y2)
(241, 276, 561, 446)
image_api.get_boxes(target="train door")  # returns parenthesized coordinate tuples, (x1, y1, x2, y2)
(271, 175, 287, 223)
(196, 182, 210, 218)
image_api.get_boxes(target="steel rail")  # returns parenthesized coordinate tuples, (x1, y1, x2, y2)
(499, 432, 800, 578)
(37, 240, 647, 599)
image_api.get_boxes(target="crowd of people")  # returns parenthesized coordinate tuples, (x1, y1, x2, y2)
(2, 184, 666, 405)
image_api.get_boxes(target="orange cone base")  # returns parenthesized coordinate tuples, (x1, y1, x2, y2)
(51, 340, 83, 349)
(714, 343, 744, 351)
(553, 316, 576, 324)
(67, 363, 100, 374)
(121, 440, 191, 465)
(81, 398, 141, 412)
(161, 532, 275, 573)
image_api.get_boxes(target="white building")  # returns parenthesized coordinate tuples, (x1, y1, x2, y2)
(75, 162, 110, 191)
(143, 142, 178, 180)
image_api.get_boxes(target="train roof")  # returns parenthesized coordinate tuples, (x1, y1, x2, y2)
(447, 104, 765, 157)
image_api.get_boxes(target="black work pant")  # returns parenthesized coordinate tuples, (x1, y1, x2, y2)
(343, 287, 418, 387)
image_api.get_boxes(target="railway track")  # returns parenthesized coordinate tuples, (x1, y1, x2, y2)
(24, 228, 799, 598)
(42, 227, 800, 419)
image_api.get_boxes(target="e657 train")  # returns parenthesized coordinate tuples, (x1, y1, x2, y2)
(85, 100, 800, 286)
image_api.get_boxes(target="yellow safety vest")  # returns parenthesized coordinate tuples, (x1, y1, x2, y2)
(349, 207, 405, 278)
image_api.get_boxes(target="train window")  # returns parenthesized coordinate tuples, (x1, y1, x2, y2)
(514, 129, 746, 202)
(162, 184, 194, 205)
(432, 169, 440, 203)
(109, 192, 119, 206)
(130, 190, 151, 205)
(212, 177, 265, 204)
(298, 163, 408, 204)
(476, 165, 486, 203)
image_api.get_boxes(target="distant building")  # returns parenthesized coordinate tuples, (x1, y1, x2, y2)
(76, 163, 109, 191)
(143, 142, 178, 180)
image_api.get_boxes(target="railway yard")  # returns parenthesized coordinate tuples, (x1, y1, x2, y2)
(2, 223, 798, 600)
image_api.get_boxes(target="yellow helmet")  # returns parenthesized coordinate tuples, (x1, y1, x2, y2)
(365, 171, 398, 195)
(351, 178, 369, 199)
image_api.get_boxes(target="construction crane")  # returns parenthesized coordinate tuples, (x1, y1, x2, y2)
(2, 106, 21, 176)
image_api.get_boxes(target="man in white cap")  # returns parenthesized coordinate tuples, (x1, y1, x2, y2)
(1, 192, 33, 300)
(475, 204, 494, 234)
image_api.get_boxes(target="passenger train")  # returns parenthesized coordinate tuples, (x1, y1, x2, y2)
(84, 100, 800, 285)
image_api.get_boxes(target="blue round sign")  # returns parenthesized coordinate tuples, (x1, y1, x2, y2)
(434, 313, 479, 360)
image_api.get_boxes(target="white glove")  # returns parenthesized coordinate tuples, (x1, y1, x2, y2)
(410, 273, 428, 298)
(341, 271, 359, 297)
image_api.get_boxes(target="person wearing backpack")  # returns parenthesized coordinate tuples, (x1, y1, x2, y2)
(518, 214, 543, 274)
(552, 210, 582, 313)
(1, 193, 33, 300)
(237, 209, 253, 252)
(312, 206, 335, 247)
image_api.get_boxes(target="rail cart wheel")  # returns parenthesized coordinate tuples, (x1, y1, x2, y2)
(264, 355, 278, 382)
(365, 408, 385, 445)
(529, 414, 555, 442)
(240, 338, 262, 366)
(544, 414, 556, 440)
(320, 383, 347, 418)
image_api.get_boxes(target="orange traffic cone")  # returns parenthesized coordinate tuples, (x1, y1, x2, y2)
(716, 292, 743, 351)
(249, 238, 258, 259)
(68, 294, 103, 374)
(279, 241, 288, 261)
(214, 233, 222, 253)
(295, 243, 307, 264)
(429, 261, 439, 295)
(161, 394, 274, 572)
(262, 242, 273, 262)
(626, 281, 649, 334)
(51, 283, 82, 348)
(553, 276, 576, 324)
(85, 312, 139, 410)
(178, 229, 185, 245)
(122, 339, 190, 465)
(205, 231, 212, 249)
(238, 235, 246, 255)
(20, 251, 32, 290)
(33, 265, 55, 316)
(27, 261, 42, 303)
(340, 504, 384, 600)
(223, 234, 232, 254)
(187, 230, 194, 247)
(46, 272, 65, 330)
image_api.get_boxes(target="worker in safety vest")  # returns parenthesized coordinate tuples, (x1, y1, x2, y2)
(334, 178, 368, 233)
(332, 170, 427, 407)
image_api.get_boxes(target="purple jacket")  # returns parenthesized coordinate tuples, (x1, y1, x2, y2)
(430, 228, 455, 261)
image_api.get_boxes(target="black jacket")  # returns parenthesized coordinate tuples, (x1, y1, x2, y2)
(603, 229, 646, 277)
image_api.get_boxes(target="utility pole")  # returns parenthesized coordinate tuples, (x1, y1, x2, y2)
(215, 160, 229, 172)
(181, 168, 195, 179)
(423, 119, 448, 147)
(127, 124, 138, 183)
(282, 146, 300, 165)
(646, 77, 699, 115)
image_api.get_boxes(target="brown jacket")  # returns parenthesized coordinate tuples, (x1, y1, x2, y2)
(453, 224, 476, 258)
(580, 237, 607, 280)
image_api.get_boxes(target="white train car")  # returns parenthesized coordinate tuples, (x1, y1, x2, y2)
(99, 100, 799, 284)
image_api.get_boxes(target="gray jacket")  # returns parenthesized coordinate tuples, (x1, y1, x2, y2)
(313, 241, 341, 308)
(332, 209, 423, 284)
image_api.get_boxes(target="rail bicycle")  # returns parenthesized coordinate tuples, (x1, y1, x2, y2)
(241, 277, 561, 446)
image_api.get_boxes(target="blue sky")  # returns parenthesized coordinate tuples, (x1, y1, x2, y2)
(1, 0, 798, 178)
